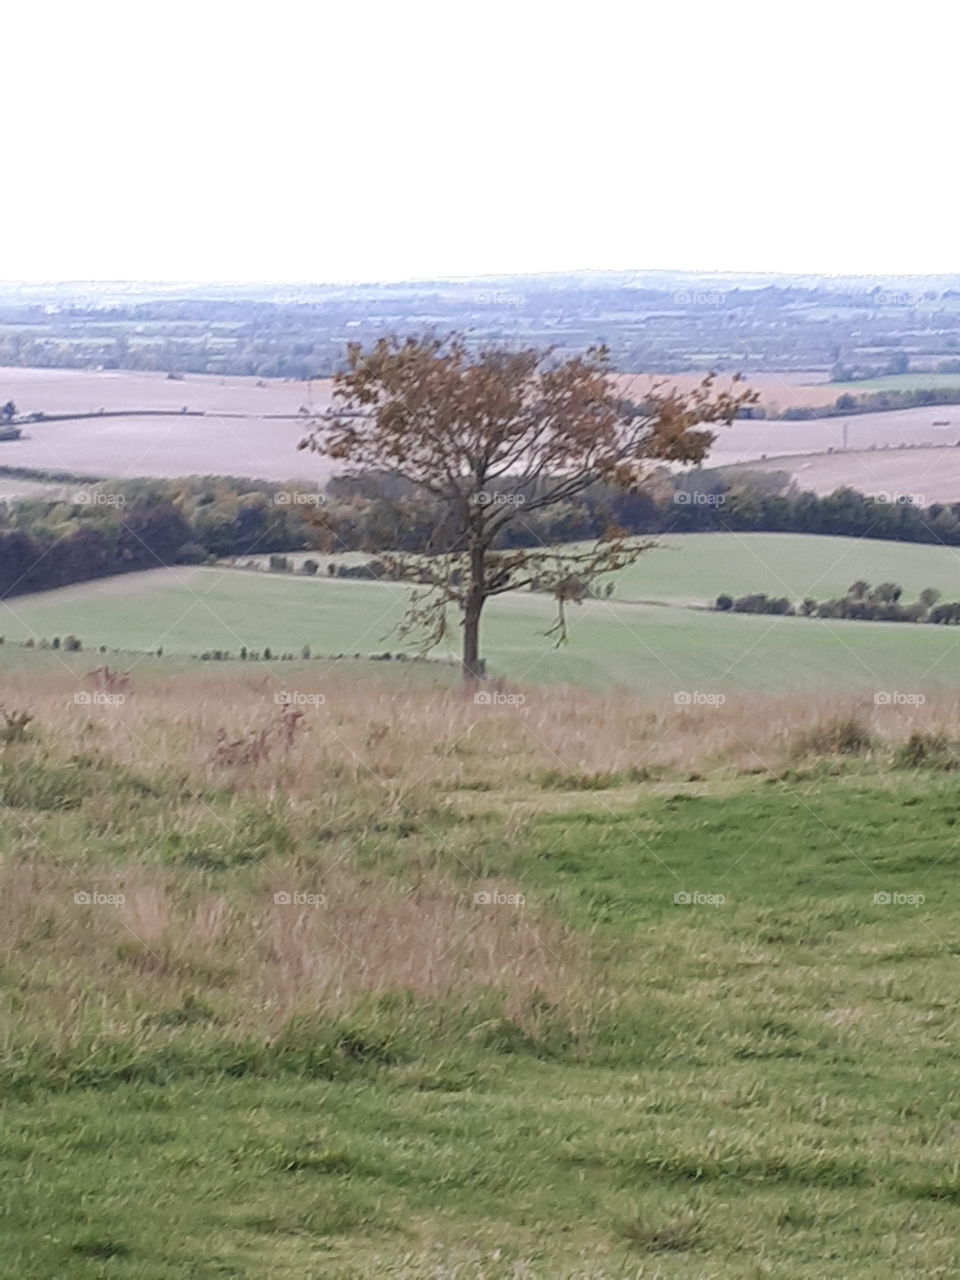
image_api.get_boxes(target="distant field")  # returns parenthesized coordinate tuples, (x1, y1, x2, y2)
(618, 370, 836, 410)
(594, 533, 960, 605)
(706, 404, 960, 466)
(0, 366, 840, 485)
(4, 551, 960, 695)
(838, 371, 960, 393)
(732, 446, 960, 503)
(278, 534, 960, 608)
(0, 366, 333, 417)
(6, 366, 960, 498)
(1, 365, 831, 418)
(0, 414, 331, 482)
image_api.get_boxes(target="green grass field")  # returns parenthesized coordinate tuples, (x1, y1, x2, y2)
(3, 670, 960, 1277)
(589, 532, 960, 605)
(3, 534, 960, 694)
(840, 371, 960, 393)
(254, 534, 960, 607)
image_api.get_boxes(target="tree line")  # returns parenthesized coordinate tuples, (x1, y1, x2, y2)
(717, 582, 960, 625)
(0, 477, 325, 599)
(6, 461, 960, 603)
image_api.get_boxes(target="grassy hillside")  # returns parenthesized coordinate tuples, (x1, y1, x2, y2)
(3, 661, 960, 1276)
(3, 532, 960, 694)
(257, 534, 960, 607)
(592, 532, 960, 605)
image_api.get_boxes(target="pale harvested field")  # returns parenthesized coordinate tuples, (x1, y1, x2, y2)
(0, 366, 333, 417)
(4, 366, 956, 489)
(1, 366, 831, 420)
(5, 402, 958, 489)
(0, 367, 334, 480)
(618, 369, 836, 410)
(706, 405, 960, 465)
(0, 413, 330, 482)
(734, 445, 960, 503)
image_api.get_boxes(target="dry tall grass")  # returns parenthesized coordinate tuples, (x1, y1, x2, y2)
(4, 662, 959, 798)
(3, 661, 958, 1052)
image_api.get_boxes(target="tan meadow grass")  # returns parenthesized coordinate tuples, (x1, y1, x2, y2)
(4, 661, 959, 796)
(2, 661, 957, 1049)
(0, 859, 579, 1047)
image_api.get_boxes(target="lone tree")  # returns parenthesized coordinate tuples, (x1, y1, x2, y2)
(300, 333, 755, 681)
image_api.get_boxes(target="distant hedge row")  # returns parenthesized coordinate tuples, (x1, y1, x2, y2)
(716, 582, 960, 624)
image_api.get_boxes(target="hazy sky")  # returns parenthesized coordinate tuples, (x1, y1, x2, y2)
(5, 0, 956, 282)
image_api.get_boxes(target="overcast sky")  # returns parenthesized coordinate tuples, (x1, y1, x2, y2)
(4, 0, 956, 282)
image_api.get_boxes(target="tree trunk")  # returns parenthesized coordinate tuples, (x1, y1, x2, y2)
(461, 538, 487, 684)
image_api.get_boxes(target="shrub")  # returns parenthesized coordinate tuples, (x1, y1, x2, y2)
(893, 732, 960, 771)
(715, 594, 733, 611)
(176, 542, 208, 564)
(793, 717, 872, 757)
(731, 593, 794, 616)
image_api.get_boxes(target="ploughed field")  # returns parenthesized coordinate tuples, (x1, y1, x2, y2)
(9, 367, 960, 495)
